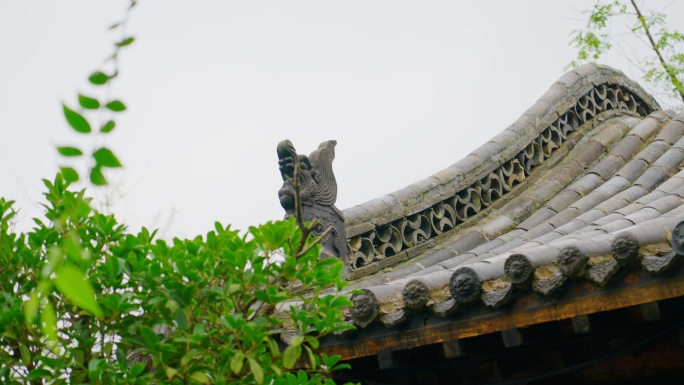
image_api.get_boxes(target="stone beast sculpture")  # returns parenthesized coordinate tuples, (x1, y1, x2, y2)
(277, 139, 347, 263)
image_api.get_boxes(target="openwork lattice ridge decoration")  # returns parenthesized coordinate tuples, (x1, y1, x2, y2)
(347, 83, 654, 270)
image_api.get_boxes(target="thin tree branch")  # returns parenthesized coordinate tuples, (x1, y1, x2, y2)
(630, 0, 684, 103)
(294, 226, 333, 259)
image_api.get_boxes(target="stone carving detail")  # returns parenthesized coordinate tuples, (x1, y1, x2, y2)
(350, 289, 378, 328)
(277, 140, 347, 262)
(671, 221, 684, 256)
(402, 280, 430, 310)
(611, 231, 640, 266)
(449, 267, 481, 304)
(347, 84, 653, 270)
(504, 253, 534, 284)
(558, 245, 589, 277)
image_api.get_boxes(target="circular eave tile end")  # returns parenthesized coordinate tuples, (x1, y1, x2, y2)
(449, 267, 481, 304)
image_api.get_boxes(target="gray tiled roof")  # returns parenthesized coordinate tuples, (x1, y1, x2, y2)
(341, 64, 684, 329)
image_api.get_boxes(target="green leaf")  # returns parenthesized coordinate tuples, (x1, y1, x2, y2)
(304, 346, 315, 370)
(89, 71, 109, 85)
(41, 302, 58, 343)
(26, 369, 52, 381)
(289, 335, 304, 347)
(266, 337, 281, 358)
(181, 350, 201, 367)
(60, 167, 79, 183)
(78, 94, 100, 109)
(230, 351, 244, 374)
(248, 358, 264, 385)
(64, 232, 84, 262)
(105, 100, 127, 112)
(93, 148, 122, 168)
(286, 373, 298, 385)
(227, 284, 241, 295)
(116, 37, 135, 47)
(165, 367, 177, 379)
(140, 327, 159, 350)
(297, 370, 307, 385)
(130, 363, 145, 378)
(269, 363, 282, 377)
(54, 264, 103, 317)
(57, 146, 83, 157)
(190, 372, 210, 384)
(283, 345, 299, 369)
(192, 323, 206, 336)
(63, 104, 91, 133)
(166, 299, 178, 313)
(24, 292, 39, 325)
(174, 309, 188, 330)
(88, 358, 102, 379)
(101, 120, 116, 133)
(90, 166, 107, 185)
(305, 336, 319, 349)
(20, 344, 31, 366)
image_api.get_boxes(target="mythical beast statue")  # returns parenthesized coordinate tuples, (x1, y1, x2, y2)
(277, 139, 347, 264)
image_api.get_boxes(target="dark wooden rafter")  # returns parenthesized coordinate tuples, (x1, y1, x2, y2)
(442, 339, 464, 358)
(336, 307, 684, 385)
(572, 314, 591, 334)
(501, 328, 524, 348)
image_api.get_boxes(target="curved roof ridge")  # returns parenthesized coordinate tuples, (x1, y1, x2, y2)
(343, 64, 661, 278)
(344, 64, 659, 230)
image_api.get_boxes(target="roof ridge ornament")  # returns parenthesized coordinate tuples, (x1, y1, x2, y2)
(277, 139, 348, 264)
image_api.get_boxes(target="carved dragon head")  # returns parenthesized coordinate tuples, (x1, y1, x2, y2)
(276, 139, 348, 266)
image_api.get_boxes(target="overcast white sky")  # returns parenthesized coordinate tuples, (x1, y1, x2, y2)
(1, 1, 682, 238)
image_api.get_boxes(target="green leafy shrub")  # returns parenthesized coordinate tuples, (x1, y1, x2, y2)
(0, 175, 354, 384)
(2, 2, 355, 383)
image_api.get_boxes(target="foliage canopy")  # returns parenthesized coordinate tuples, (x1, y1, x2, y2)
(0, 176, 354, 384)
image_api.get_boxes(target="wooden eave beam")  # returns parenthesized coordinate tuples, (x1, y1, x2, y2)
(320, 268, 684, 361)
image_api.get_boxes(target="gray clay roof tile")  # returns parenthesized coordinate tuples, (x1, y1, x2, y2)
(338, 66, 684, 329)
